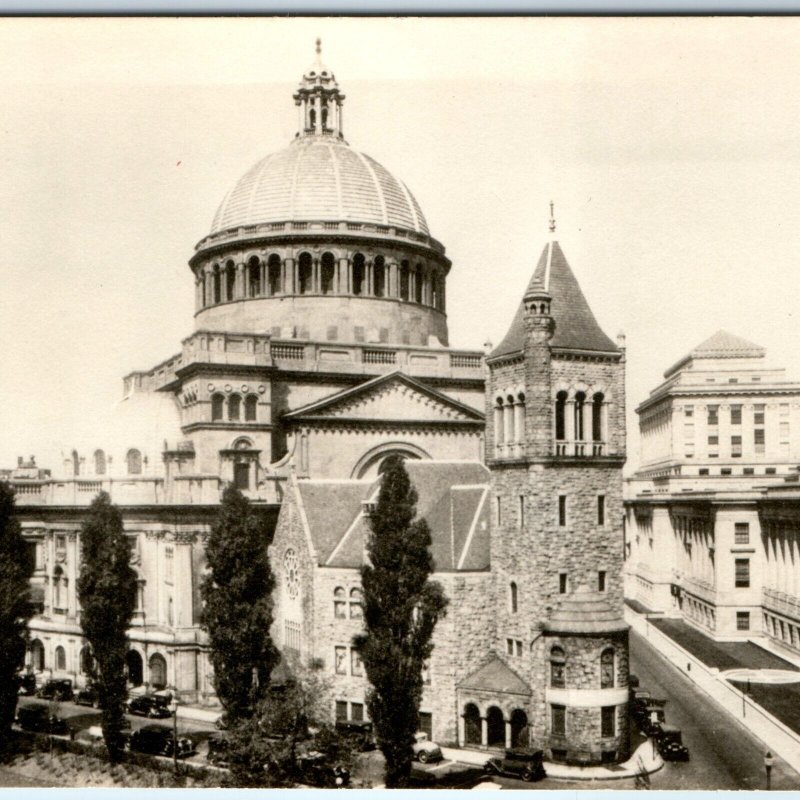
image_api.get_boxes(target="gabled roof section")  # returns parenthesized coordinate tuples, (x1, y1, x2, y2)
(457, 655, 531, 695)
(664, 330, 766, 378)
(282, 371, 484, 424)
(491, 241, 618, 359)
(295, 461, 490, 571)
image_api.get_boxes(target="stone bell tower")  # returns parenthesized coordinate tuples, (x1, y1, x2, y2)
(484, 206, 630, 765)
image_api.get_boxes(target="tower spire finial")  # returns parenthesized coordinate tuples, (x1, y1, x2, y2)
(549, 200, 556, 234)
(315, 37, 322, 66)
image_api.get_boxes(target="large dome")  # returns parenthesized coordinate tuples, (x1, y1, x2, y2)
(210, 137, 429, 236)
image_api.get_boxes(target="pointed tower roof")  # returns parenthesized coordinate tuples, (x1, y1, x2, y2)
(491, 239, 618, 359)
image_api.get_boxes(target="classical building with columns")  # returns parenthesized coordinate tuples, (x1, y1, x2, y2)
(9, 44, 629, 763)
(624, 330, 800, 653)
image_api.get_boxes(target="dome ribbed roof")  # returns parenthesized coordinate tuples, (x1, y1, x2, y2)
(210, 137, 429, 236)
(544, 585, 628, 634)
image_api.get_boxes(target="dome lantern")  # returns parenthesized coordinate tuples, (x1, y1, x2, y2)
(293, 38, 346, 140)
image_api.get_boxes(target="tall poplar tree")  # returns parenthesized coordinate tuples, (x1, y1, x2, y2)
(353, 456, 448, 788)
(77, 492, 137, 761)
(0, 482, 34, 748)
(201, 486, 278, 723)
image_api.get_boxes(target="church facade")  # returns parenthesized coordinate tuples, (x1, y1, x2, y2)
(9, 46, 629, 764)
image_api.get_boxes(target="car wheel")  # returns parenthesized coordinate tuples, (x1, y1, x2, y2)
(521, 769, 535, 782)
(418, 751, 429, 764)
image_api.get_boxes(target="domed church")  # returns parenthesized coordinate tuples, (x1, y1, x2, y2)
(9, 43, 629, 765)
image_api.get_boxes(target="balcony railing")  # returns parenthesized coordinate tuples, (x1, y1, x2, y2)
(763, 587, 800, 620)
(554, 440, 606, 457)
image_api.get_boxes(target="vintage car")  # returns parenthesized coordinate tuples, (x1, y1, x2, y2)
(636, 698, 667, 735)
(335, 719, 376, 751)
(16, 702, 69, 735)
(295, 750, 351, 788)
(413, 731, 444, 763)
(207, 733, 230, 768)
(36, 678, 74, 702)
(484, 748, 546, 782)
(75, 685, 100, 708)
(128, 724, 195, 758)
(16, 672, 37, 696)
(126, 694, 172, 718)
(214, 712, 230, 731)
(657, 726, 690, 762)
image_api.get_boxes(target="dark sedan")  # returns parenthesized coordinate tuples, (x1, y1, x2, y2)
(75, 685, 100, 708)
(36, 679, 74, 702)
(484, 748, 546, 782)
(16, 702, 69, 735)
(126, 694, 172, 718)
(128, 725, 195, 758)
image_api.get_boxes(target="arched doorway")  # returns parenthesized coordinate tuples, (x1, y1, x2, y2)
(149, 653, 167, 690)
(463, 703, 481, 746)
(486, 706, 505, 748)
(30, 639, 45, 672)
(126, 650, 144, 687)
(510, 709, 529, 748)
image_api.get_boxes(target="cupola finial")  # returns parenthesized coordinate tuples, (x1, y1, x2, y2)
(315, 37, 322, 61)
(549, 200, 556, 234)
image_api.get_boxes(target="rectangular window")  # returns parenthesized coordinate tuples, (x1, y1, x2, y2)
(721, 468, 732, 476)
(598, 570, 606, 592)
(601, 706, 615, 738)
(551, 705, 566, 736)
(766, 467, 777, 475)
(755, 404, 765, 425)
(684, 406, 694, 418)
(780, 422, 790, 438)
(731, 405, 742, 425)
(419, 712, 433, 739)
(284, 621, 301, 652)
(334, 646, 347, 675)
(735, 558, 750, 588)
(735, 522, 749, 545)
(597, 495, 605, 526)
(519, 496, 525, 528)
(737, 611, 750, 631)
(550, 660, 565, 688)
(516, 640, 523, 658)
(558, 495, 567, 527)
(506, 638, 514, 656)
(351, 649, 363, 677)
(699, 468, 709, 476)
(559, 573, 568, 594)
(729, 377, 739, 384)
(755, 428, 765, 454)
(685, 442, 695, 458)
(496, 496, 502, 526)
(744, 467, 755, 475)
(707, 405, 719, 426)
(731, 435, 742, 457)
(351, 702, 364, 722)
(335, 701, 348, 722)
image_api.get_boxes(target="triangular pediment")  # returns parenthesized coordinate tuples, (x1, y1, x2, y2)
(284, 371, 484, 424)
(458, 655, 531, 695)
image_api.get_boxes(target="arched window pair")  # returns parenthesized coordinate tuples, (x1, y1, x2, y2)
(550, 645, 615, 689)
(494, 393, 525, 451)
(211, 393, 257, 422)
(333, 587, 363, 619)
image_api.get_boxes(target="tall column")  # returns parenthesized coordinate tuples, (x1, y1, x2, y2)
(338, 257, 349, 294)
(312, 259, 320, 293)
(174, 536, 194, 629)
(366, 261, 374, 296)
(565, 400, 576, 454)
(514, 400, 525, 449)
(237, 262, 245, 299)
(504, 402, 515, 445)
(583, 400, 593, 446)
(284, 258, 295, 295)
(481, 717, 488, 747)
(504, 720, 512, 749)
(314, 95, 322, 134)
(389, 261, 398, 298)
(260, 261, 266, 296)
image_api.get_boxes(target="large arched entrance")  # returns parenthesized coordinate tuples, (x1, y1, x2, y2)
(463, 703, 481, 746)
(126, 650, 143, 687)
(148, 653, 167, 690)
(486, 706, 505, 748)
(30, 639, 45, 672)
(510, 709, 529, 748)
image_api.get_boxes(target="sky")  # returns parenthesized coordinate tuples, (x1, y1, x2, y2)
(2, 16, 800, 474)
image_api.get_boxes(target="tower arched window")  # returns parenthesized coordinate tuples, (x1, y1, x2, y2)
(225, 261, 236, 301)
(321, 105, 329, 129)
(352, 253, 365, 296)
(373, 255, 385, 297)
(228, 394, 241, 422)
(334, 586, 346, 618)
(592, 392, 605, 442)
(94, 449, 106, 476)
(505, 394, 516, 444)
(321, 252, 336, 295)
(309, 107, 316, 129)
(494, 397, 505, 450)
(574, 392, 586, 441)
(55, 646, 66, 672)
(268, 254, 282, 295)
(244, 394, 257, 422)
(510, 581, 518, 613)
(515, 393, 525, 444)
(400, 261, 410, 301)
(600, 648, 615, 688)
(126, 449, 142, 475)
(211, 393, 225, 421)
(349, 587, 363, 619)
(71, 449, 80, 477)
(431, 272, 439, 309)
(248, 256, 261, 297)
(298, 252, 313, 294)
(414, 264, 423, 304)
(555, 391, 567, 444)
(212, 264, 221, 304)
(550, 646, 566, 688)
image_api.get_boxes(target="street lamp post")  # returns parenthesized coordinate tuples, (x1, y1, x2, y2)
(764, 750, 774, 790)
(169, 698, 179, 778)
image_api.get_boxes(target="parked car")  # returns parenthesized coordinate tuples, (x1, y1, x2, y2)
(636, 698, 667, 735)
(207, 733, 231, 768)
(413, 731, 443, 764)
(484, 748, 546, 782)
(657, 726, 690, 762)
(295, 750, 351, 787)
(16, 702, 69, 735)
(128, 724, 195, 758)
(75, 725, 106, 748)
(629, 673, 640, 689)
(75, 685, 100, 708)
(16, 672, 37, 696)
(36, 678, 74, 702)
(126, 694, 172, 718)
(335, 719, 375, 751)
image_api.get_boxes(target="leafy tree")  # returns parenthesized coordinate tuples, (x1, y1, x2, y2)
(77, 492, 137, 761)
(0, 482, 34, 748)
(226, 655, 356, 788)
(201, 486, 278, 723)
(353, 456, 448, 788)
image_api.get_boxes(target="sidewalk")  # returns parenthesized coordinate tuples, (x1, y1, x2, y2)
(441, 738, 663, 781)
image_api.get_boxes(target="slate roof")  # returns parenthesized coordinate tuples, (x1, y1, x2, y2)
(543, 585, 628, 634)
(295, 461, 490, 572)
(457, 655, 531, 695)
(664, 330, 766, 378)
(491, 241, 618, 358)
